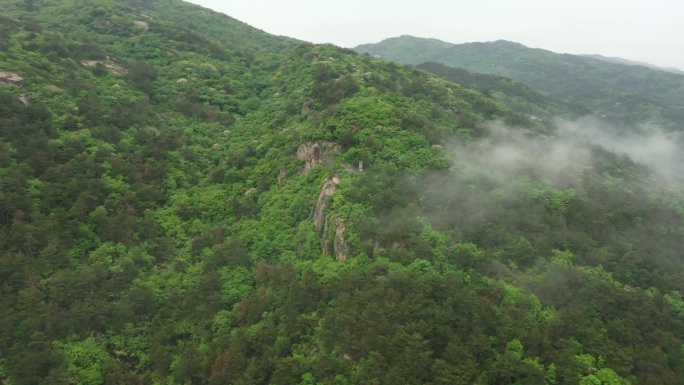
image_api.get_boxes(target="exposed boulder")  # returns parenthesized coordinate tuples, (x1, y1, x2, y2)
(296, 141, 341, 175)
(18, 94, 31, 106)
(133, 20, 149, 31)
(81, 60, 126, 75)
(0, 71, 23, 85)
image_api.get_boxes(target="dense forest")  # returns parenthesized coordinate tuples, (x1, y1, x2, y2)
(2, 1, 684, 384)
(413, 61, 589, 124)
(355, 35, 684, 130)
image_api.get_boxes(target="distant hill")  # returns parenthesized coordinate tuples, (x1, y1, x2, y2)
(580, 54, 684, 76)
(415, 61, 590, 122)
(355, 35, 684, 129)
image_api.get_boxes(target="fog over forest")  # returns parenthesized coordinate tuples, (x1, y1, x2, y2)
(556, 117, 684, 185)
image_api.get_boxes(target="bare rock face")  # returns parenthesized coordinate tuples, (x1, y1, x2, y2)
(0, 71, 23, 85)
(296, 141, 341, 174)
(313, 176, 349, 262)
(81, 60, 126, 75)
(333, 216, 350, 262)
(133, 21, 149, 31)
(18, 94, 31, 106)
(313, 176, 338, 232)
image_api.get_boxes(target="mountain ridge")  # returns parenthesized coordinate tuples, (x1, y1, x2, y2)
(580, 53, 684, 75)
(355, 35, 684, 129)
(357, 35, 684, 74)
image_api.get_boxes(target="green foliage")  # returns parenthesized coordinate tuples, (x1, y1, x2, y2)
(53, 338, 108, 385)
(356, 36, 684, 130)
(417, 61, 585, 122)
(125, 60, 157, 93)
(1, 1, 684, 385)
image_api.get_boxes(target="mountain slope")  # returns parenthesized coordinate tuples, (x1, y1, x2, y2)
(0, 0, 298, 54)
(415, 61, 591, 122)
(581, 54, 684, 76)
(355, 35, 684, 129)
(2, 2, 684, 385)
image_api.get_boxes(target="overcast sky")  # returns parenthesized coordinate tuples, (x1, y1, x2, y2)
(186, 0, 684, 70)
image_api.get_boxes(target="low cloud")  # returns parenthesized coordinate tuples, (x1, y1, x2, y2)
(415, 116, 683, 231)
(555, 116, 684, 184)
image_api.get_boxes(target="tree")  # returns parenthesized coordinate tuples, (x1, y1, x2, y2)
(126, 61, 158, 94)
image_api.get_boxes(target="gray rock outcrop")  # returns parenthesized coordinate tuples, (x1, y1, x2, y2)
(296, 141, 341, 175)
(313, 175, 349, 262)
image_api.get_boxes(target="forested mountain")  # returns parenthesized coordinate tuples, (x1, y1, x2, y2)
(2, 1, 684, 384)
(355, 35, 684, 129)
(580, 54, 684, 76)
(414, 62, 590, 123)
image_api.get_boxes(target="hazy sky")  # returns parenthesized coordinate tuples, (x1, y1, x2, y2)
(186, 0, 684, 70)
